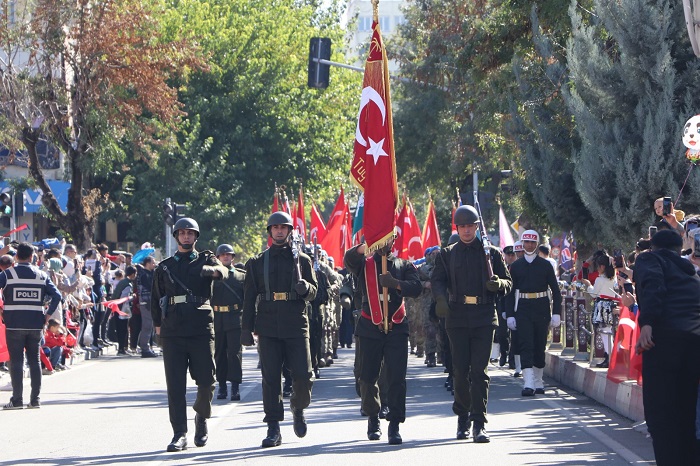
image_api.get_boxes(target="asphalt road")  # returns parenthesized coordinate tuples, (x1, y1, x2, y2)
(0, 344, 656, 465)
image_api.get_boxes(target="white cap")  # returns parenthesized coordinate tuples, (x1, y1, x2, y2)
(520, 230, 540, 243)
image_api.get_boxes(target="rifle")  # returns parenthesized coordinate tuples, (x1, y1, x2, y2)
(313, 234, 320, 271)
(473, 192, 494, 277)
(289, 230, 303, 281)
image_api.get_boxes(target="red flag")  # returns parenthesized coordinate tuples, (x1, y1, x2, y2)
(422, 199, 440, 249)
(295, 188, 307, 241)
(280, 189, 290, 214)
(349, 20, 398, 253)
(451, 201, 457, 234)
(403, 200, 423, 260)
(0, 322, 9, 363)
(629, 310, 643, 385)
(327, 187, 347, 231)
(310, 203, 327, 243)
(606, 305, 636, 383)
(320, 206, 349, 267)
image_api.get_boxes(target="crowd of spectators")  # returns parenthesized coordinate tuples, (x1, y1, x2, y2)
(0, 239, 159, 383)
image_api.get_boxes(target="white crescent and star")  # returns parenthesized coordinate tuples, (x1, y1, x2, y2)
(355, 86, 388, 165)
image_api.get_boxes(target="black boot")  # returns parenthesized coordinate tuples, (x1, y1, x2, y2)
(216, 382, 227, 400)
(379, 404, 389, 419)
(456, 416, 471, 440)
(367, 416, 381, 440)
(283, 381, 292, 398)
(596, 352, 609, 368)
(445, 374, 453, 391)
(262, 421, 282, 448)
(230, 382, 240, 401)
(388, 421, 402, 445)
(499, 352, 508, 367)
(472, 421, 490, 443)
(426, 352, 436, 368)
(292, 408, 307, 438)
(194, 414, 208, 447)
(167, 432, 187, 452)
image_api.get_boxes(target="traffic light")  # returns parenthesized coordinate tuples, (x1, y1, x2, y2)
(308, 37, 331, 89)
(163, 200, 174, 225)
(173, 203, 186, 221)
(0, 192, 12, 217)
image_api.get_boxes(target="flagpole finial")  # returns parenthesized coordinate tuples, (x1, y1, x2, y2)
(372, 0, 379, 22)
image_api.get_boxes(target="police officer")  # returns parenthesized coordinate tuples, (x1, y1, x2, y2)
(431, 205, 512, 443)
(211, 244, 245, 402)
(1, 242, 62, 410)
(151, 218, 228, 452)
(241, 211, 317, 448)
(344, 236, 422, 445)
(505, 230, 561, 396)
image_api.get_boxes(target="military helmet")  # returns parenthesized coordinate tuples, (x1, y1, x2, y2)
(172, 217, 200, 238)
(448, 233, 460, 246)
(513, 240, 524, 252)
(453, 205, 480, 226)
(216, 244, 235, 257)
(520, 229, 540, 244)
(267, 211, 293, 231)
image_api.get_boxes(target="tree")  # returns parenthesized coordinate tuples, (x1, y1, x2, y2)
(563, 0, 700, 245)
(0, 0, 199, 249)
(111, 0, 359, 258)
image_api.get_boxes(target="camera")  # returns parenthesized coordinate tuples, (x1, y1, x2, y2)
(662, 196, 672, 216)
(623, 282, 634, 294)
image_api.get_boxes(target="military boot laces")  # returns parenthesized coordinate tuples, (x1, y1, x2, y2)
(367, 416, 381, 441)
(292, 408, 307, 438)
(262, 421, 282, 448)
(194, 414, 208, 447)
(388, 421, 402, 445)
(456, 416, 471, 440)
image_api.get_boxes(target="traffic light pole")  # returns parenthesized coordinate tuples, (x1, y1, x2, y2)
(164, 197, 174, 257)
(10, 193, 16, 242)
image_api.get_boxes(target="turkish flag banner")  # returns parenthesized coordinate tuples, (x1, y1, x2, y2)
(422, 200, 440, 250)
(392, 200, 407, 257)
(349, 20, 398, 254)
(296, 187, 307, 241)
(310, 203, 327, 243)
(403, 200, 423, 260)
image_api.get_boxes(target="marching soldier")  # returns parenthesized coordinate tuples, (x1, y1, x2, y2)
(431, 205, 512, 443)
(151, 218, 229, 452)
(211, 244, 246, 402)
(344, 236, 422, 445)
(241, 211, 317, 448)
(506, 230, 561, 396)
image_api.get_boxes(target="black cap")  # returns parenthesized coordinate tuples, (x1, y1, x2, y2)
(503, 246, 514, 254)
(650, 229, 683, 250)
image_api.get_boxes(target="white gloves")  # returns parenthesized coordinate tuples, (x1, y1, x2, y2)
(507, 317, 517, 331)
(550, 314, 561, 328)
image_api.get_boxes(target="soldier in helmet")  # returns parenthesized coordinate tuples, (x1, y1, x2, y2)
(241, 211, 318, 448)
(431, 205, 512, 443)
(211, 244, 246, 402)
(505, 230, 561, 397)
(151, 217, 229, 452)
(344, 234, 422, 445)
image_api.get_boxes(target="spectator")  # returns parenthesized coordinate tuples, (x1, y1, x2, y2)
(111, 266, 136, 356)
(538, 245, 558, 278)
(135, 257, 157, 358)
(634, 229, 700, 465)
(43, 319, 70, 371)
(582, 253, 618, 368)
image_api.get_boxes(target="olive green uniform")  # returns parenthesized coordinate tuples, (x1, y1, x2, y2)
(242, 244, 317, 422)
(211, 266, 246, 387)
(151, 250, 229, 435)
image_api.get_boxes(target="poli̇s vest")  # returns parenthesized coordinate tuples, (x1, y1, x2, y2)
(2, 265, 47, 330)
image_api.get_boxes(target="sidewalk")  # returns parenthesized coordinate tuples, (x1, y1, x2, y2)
(545, 350, 644, 423)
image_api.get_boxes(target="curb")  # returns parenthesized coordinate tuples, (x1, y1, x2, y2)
(545, 351, 644, 422)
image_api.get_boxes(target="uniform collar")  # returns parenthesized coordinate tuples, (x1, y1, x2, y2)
(174, 250, 198, 261)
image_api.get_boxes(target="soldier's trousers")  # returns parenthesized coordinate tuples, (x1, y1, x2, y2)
(515, 309, 550, 369)
(353, 336, 388, 405)
(447, 325, 493, 423)
(161, 335, 215, 434)
(214, 328, 242, 384)
(358, 332, 408, 423)
(258, 335, 313, 422)
(495, 312, 510, 356)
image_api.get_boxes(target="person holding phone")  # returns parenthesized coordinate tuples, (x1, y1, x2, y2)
(634, 229, 700, 465)
(654, 197, 685, 236)
(581, 253, 618, 367)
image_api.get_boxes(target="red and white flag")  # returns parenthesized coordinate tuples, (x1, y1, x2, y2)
(349, 19, 398, 253)
(403, 200, 423, 260)
(499, 206, 515, 249)
(295, 187, 307, 241)
(422, 199, 440, 250)
(392, 198, 407, 257)
(310, 203, 327, 243)
(320, 188, 350, 267)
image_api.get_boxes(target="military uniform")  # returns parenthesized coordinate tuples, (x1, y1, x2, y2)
(505, 255, 561, 394)
(431, 235, 512, 440)
(242, 243, 317, 426)
(211, 265, 245, 400)
(344, 244, 422, 444)
(151, 249, 228, 439)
